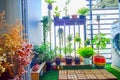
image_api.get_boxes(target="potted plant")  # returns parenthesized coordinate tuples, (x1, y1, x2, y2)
(63, 0, 70, 19)
(92, 33, 110, 54)
(55, 53, 62, 65)
(92, 33, 110, 68)
(77, 7, 89, 19)
(45, 48, 55, 71)
(45, 0, 56, 10)
(54, 6, 61, 20)
(74, 33, 81, 64)
(77, 47, 95, 65)
(71, 14, 77, 19)
(65, 34, 73, 65)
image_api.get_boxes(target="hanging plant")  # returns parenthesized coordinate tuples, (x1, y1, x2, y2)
(45, 0, 56, 10)
(67, 34, 72, 42)
(41, 16, 49, 44)
(74, 33, 81, 44)
(58, 28, 64, 45)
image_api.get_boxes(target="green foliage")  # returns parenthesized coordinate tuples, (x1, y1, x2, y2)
(41, 16, 49, 44)
(62, 43, 73, 56)
(67, 34, 72, 42)
(63, 0, 71, 16)
(62, 47, 67, 55)
(54, 6, 61, 16)
(77, 7, 89, 15)
(33, 43, 55, 62)
(92, 33, 110, 49)
(74, 33, 81, 44)
(77, 47, 95, 58)
(45, 0, 56, 4)
(85, 38, 91, 46)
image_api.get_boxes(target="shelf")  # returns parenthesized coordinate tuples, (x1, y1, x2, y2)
(53, 18, 86, 26)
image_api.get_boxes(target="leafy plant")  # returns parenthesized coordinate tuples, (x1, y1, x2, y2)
(54, 6, 61, 17)
(85, 38, 91, 46)
(63, 0, 70, 16)
(45, 0, 56, 4)
(77, 47, 95, 58)
(92, 33, 110, 54)
(41, 16, 49, 44)
(74, 33, 81, 47)
(67, 34, 72, 42)
(77, 7, 89, 15)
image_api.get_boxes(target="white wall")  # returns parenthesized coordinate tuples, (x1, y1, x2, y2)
(27, 0, 43, 45)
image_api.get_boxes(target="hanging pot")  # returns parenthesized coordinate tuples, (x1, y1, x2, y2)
(48, 4, 52, 10)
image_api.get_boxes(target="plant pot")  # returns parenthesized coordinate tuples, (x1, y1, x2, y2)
(54, 16, 59, 20)
(55, 58, 61, 65)
(48, 4, 52, 10)
(93, 55, 106, 69)
(79, 15, 86, 19)
(46, 61, 52, 71)
(84, 58, 90, 65)
(65, 56, 72, 65)
(74, 57, 80, 64)
(71, 14, 77, 19)
(62, 16, 70, 20)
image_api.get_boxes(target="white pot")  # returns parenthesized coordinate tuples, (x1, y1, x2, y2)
(84, 58, 90, 65)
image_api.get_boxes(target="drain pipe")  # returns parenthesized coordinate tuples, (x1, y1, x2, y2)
(118, 0, 120, 54)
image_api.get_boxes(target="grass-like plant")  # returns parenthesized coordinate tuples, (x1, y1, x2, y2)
(77, 47, 95, 58)
(77, 7, 89, 16)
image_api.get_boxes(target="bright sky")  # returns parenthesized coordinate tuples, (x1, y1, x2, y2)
(42, 0, 86, 17)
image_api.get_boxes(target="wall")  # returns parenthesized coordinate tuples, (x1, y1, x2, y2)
(5, 0, 22, 24)
(0, 0, 5, 12)
(27, 0, 43, 45)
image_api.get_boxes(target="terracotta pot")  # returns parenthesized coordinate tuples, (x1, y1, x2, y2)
(71, 15, 77, 19)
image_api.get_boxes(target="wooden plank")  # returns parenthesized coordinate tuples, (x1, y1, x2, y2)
(59, 69, 117, 80)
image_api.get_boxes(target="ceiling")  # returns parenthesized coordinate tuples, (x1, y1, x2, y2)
(93, 0, 118, 9)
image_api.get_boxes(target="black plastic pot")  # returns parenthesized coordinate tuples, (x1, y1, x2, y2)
(55, 58, 61, 65)
(46, 61, 52, 71)
(79, 15, 86, 19)
(65, 56, 72, 65)
(54, 16, 59, 20)
(62, 16, 70, 20)
(74, 57, 80, 64)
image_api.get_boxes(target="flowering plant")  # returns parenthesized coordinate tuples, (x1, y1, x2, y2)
(0, 11, 33, 80)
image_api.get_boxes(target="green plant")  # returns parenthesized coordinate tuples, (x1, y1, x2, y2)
(74, 33, 81, 47)
(92, 33, 110, 54)
(41, 16, 49, 44)
(66, 34, 73, 56)
(54, 6, 61, 17)
(33, 43, 49, 62)
(77, 47, 95, 58)
(63, 0, 70, 16)
(77, 7, 89, 15)
(45, 0, 56, 4)
(67, 34, 72, 42)
(85, 38, 91, 46)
